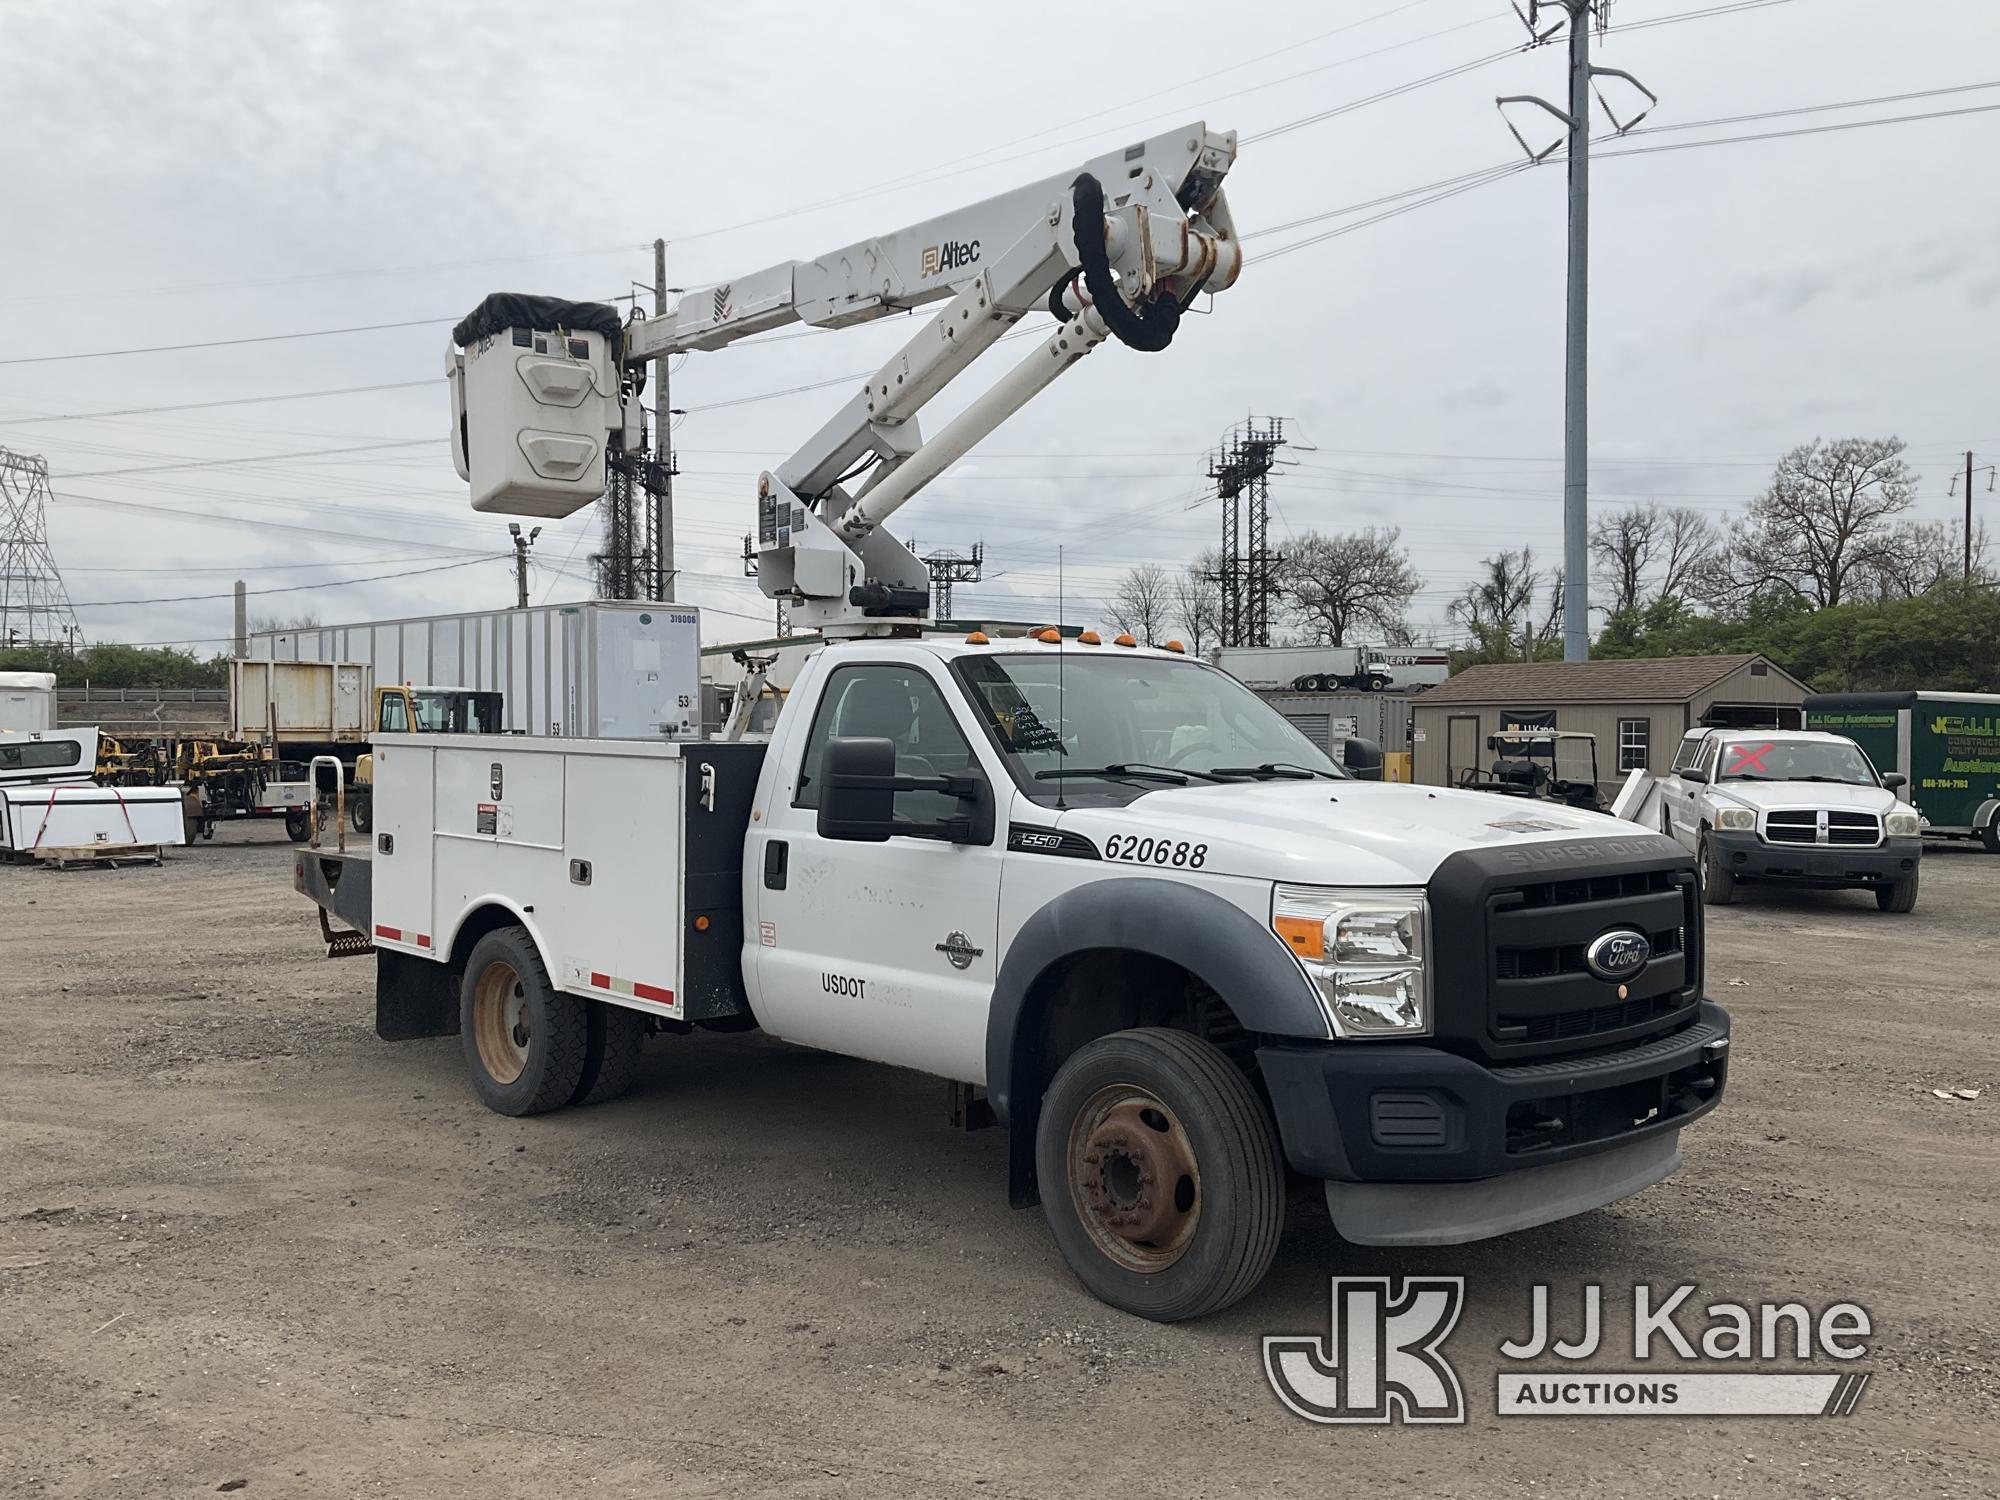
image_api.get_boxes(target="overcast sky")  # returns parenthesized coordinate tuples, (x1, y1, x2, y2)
(4, 0, 1996, 653)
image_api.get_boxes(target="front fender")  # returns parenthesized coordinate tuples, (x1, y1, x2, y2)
(985, 876, 1327, 1206)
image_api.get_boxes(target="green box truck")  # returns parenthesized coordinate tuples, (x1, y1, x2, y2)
(1804, 691, 2000, 852)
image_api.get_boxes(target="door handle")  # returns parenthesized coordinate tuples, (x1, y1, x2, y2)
(764, 839, 788, 890)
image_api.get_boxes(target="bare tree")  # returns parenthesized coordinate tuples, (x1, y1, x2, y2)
(1281, 527, 1422, 645)
(1590, 502, 1720, 613)
(1705, 438, 1918, 608)
(1657, 505, 1720, 600)
(1169, 553, 1222, 653)
(1858, 518, 1993, 600)
(1108, 563, 1172, 643)
(1448, 548, 1536, 648)
(248, 612, 321, 634)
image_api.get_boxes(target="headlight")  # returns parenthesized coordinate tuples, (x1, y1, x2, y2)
(1715, 806, 1757, 831)
(1885, 809, 1921, 837)
(1272, 886, 1430, 1037)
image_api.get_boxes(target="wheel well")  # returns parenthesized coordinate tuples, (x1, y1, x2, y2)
(449, 903, 528, 973)
(1003, 948, 1259, 1207)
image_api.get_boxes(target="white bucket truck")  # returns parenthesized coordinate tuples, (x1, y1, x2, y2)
(298, 124, 1729, 1320)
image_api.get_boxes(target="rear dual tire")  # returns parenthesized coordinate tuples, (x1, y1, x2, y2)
(1036, 1028, 1283, 1323)
(460, 926, 646, 1115)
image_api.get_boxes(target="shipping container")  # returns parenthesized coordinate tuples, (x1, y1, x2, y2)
(1258, 692, 1417, 758)
(229, 661, 370, 745)
(244, 600, 703, 741)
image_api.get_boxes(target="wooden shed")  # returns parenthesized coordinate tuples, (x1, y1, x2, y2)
(1411, 653, 1809, 794)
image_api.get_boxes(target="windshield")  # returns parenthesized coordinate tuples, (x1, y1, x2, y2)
(1717, 737, 1877, 785)
(952, 651, 1342, 806)
(411, 691, 502, 733)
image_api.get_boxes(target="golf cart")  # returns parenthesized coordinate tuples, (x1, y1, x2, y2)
(1458, 730, 1605, 812)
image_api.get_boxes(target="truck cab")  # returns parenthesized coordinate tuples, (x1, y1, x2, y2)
(374, 685, 505, 736)
(734, 634, 1729, 1315)
(1658, 727, 1921, 911)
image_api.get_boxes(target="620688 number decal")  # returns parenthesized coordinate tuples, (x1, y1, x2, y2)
(1103, 834, 1207, 868)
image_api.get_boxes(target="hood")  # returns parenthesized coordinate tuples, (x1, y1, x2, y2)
(1056, 781, 1678, 886)
(1707, 780, 1895, 815)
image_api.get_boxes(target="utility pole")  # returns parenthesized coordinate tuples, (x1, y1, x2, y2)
(508, 522, 540, 609)
(1497, 1, 1655, 662)
(1949, 451, 1996, 581)
(232, 580, 248, 657)
(654, 238, 675, 602)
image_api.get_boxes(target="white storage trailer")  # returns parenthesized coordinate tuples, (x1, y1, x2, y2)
(245, 600, 702, 740)
(0, 672, 57, 732)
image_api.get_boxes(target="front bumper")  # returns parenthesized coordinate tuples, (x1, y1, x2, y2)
(1256, 999, 1729, 1210)
(1712, 830, 1921, 887)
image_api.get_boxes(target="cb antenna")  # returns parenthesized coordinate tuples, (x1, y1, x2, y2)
(1055, 544, 1067, 811)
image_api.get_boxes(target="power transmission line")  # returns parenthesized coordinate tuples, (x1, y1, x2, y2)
(66, 555, 503, 609)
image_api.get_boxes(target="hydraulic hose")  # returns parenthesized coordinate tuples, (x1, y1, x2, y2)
(1056, 172, 1202, 353)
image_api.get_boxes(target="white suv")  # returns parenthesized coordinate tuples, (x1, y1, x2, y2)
(1658, 728, 1922, 912)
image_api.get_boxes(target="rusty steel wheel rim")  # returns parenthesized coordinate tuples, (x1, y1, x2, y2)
(472, 960, 531, 1086)
(1065, 1084, 1202, 1274)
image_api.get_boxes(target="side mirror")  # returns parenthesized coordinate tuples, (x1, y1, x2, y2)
(818, 736, 897, 841)
(1678, 766, 1709, 784)
(1882, 771, 1907, 790)
(1341, 737, 1384, 781)
(817, 736, 990, 844)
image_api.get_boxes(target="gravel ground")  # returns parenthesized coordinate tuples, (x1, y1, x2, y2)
(2, 826, 1996, 1497)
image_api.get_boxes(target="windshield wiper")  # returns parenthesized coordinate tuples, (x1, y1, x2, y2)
(1791, 774, 1864, 784)
(1034, 763, 1220, 785)
(1208, 762, 1341, 781)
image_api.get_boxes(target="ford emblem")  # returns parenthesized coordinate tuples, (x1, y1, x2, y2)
(1584, 929, 1651, 982)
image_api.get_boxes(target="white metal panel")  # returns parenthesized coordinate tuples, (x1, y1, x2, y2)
(429, 742, 564, 849)
(557, 752, 684, 1014)
(588, 604, 702, 739)
(371, 740, 436, 947)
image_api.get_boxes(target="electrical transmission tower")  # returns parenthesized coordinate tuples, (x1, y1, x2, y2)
(1495, 0, 1656, 660)
(595, 451, 677, 601)
(918, 540, 983, 620)
(0, 447, 83, 650)
(1206, 417, 1286, 647)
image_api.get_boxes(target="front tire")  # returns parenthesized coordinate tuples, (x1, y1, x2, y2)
(283, 810, 310, 843)
(1699, 832, 1735, 905)
(1876, 869, 1919, 913)
(349, 793, 372, 835)
(1036, 1028, 1283, 1322)
(1983, 819, 2000, 855)
(459, 926, 588, 1116)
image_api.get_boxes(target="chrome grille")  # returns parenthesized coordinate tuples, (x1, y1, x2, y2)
(1763, 809, 1882, 847)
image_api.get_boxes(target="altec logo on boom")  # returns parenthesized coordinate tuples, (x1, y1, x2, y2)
(920, 240, 981, 279)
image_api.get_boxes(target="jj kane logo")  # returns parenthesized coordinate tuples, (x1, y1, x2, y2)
(1265, 1279, 1874, 1424)
(1264, 1277, 1467, 1424)
(920, 239, 981, 279)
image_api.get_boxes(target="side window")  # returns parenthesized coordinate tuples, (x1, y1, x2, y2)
(1670, 736, 1696, 773)
(1617, 718, 1650, 774)
(379, 693, 408, 733)
(795, 664, 978, 825)
(1696, 735, 1721, 778)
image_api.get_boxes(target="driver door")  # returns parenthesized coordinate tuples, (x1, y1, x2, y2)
(749, 659, 1004, 1083)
